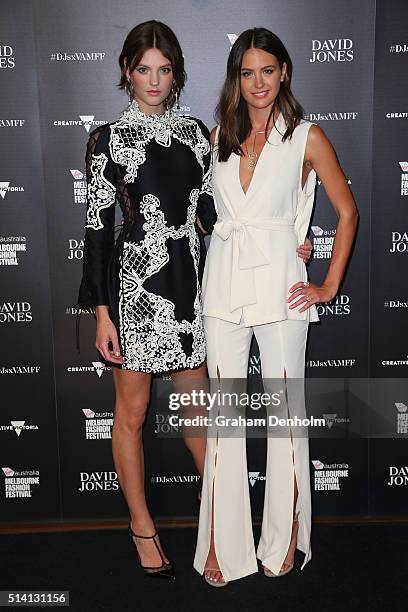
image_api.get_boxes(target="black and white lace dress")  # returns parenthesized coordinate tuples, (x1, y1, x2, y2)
(77, 99, 216, 373)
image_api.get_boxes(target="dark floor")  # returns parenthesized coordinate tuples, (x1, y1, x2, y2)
(1, 524, 407, 611)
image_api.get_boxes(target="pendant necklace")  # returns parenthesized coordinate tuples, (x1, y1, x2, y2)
(244, 130, 266, 172)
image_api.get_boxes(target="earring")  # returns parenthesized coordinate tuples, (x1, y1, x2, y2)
(127, 77, 134, 103)
(174, 89, 180, 111)
(171, 80, 180, 111)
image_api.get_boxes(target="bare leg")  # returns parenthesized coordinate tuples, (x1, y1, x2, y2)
(111, 368, 169, 567)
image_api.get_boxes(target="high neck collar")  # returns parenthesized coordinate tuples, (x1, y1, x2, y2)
(126, 98, 173, 123)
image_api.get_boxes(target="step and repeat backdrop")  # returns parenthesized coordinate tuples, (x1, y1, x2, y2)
(0, 0, 407, 524)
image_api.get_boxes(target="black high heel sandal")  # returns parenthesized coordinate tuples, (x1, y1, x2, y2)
(128, 521, 175, 580)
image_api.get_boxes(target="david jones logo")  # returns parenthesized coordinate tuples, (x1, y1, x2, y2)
(79, 471, 119, 492)
(0, 302, 32, 323)
(390, 231, 408, 253)
(387, 466, 408, 486)
(310, 39, 353, 63)
(68, 239, 83, 260)
(0, 45, 15, 68)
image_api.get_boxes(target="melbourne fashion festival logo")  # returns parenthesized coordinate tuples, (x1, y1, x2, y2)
(312, 460, 349, 491)
(311, 226, 336, 259)
(82, 408, 113, 440)
(70, 169, 86, 204)
(0, 420, 39, 437)
(399, 162, 408, 195)
(395, 402, 408, 435)
(0, 301, 32, 323)
(309, 39, 354, 63)
(67, 238, 83, 260)
(0, 44, 15, 68)
(390, 230, 408, 253)
(0, 181, 24, 199)
(53, 115, 106, 133)
(0, 236, 27, 266)
(2, 467, 40, 499)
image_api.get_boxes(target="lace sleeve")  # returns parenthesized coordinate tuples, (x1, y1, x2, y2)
(77, 124, 116, 307)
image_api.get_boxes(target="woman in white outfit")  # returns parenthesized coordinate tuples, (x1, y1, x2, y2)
(193, 28, 358, 586)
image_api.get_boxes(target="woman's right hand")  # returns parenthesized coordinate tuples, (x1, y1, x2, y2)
(95, 305, 124, 365)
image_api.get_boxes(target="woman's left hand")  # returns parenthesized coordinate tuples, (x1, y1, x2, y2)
(287, 281, 337, 312)
(296, 237, 313, 263)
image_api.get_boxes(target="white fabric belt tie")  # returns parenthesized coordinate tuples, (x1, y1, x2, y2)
(213, 216, 295, 312)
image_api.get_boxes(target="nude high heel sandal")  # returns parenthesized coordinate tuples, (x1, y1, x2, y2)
(263, 511, 300, 578)
(203, 528, 228, 587)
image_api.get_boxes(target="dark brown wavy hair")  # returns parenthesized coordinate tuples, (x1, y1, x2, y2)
(118, 20, 186, 108)
(216, 28, 304, 161)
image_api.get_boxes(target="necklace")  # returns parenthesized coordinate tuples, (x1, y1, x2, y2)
(244, 130, 266, 172)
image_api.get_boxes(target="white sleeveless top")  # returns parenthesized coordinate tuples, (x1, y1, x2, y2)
(201, 113, 320, 326)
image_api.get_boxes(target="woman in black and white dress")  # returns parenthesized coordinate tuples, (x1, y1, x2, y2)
(77, 20, 216, 580)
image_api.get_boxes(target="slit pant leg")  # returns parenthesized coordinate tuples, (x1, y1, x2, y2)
(254, 319, 312, 573)
(193, 315, 259, 581)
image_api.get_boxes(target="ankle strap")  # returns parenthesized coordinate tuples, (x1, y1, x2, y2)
(128, 521, 158, 539)
(130, 528, 157, 540)
(128, 523, 166, 565)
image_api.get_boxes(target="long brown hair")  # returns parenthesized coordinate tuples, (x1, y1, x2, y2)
(216, 28, 304, 161)
(118, 20, 186, 108)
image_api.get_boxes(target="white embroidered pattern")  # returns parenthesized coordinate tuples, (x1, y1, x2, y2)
(109, 100, 210, 183)
(119, 191, 205, 372)
(85, 153, 116, 230)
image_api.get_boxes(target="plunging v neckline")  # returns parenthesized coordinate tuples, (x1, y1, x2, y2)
(237, 114, 283, 198)
(238, 136, 269, 197)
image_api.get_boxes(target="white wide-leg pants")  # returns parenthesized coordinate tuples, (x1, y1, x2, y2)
(193, 316, 312, 582)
